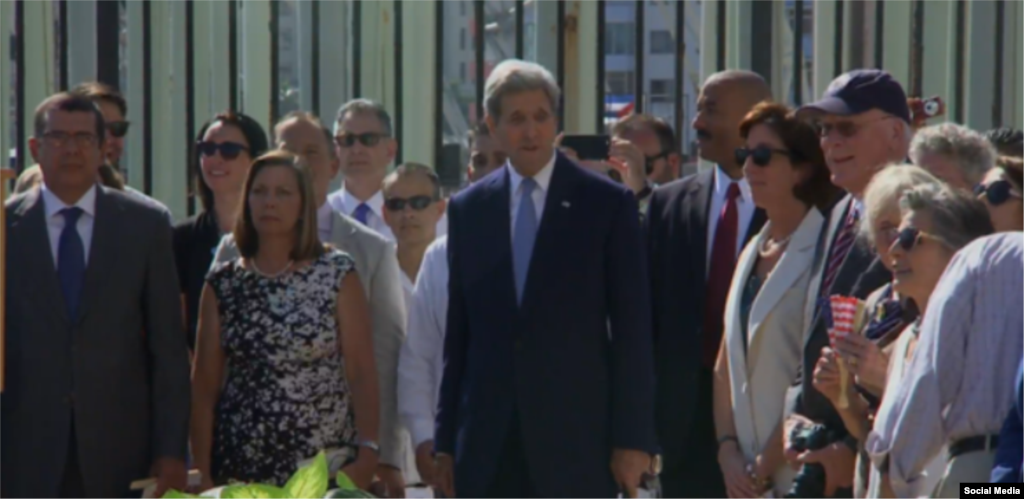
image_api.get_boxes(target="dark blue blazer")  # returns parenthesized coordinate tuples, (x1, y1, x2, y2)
(992, 360, 1024, 483)
(436, 153, 658, 497)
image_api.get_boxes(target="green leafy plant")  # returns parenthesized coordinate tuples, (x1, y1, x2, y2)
(162, 451, 375, 499)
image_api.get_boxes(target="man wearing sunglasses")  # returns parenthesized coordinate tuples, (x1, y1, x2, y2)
(328, 99, 447, 243)
(14, 82, 172, 221)
(381, 163, 446, 305)
(611, 113, 682, 187)
(466, 122, 506, 183)
(781, 69, 913, 496)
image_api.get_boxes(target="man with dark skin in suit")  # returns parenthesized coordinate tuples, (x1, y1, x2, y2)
(647, 70, 772, 498)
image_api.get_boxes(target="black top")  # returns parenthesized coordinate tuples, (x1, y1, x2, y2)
(172, 211, 223, 349)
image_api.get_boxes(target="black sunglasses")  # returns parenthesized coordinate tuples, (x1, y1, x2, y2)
(735, 146, 791, 167)
(384, 195, 436, 212)
(106, 121, 130, 138)
(974, 179, 1022, 206)
(645, 151, 671, 175)
(196, 141, 249, 160)
(335, 132, 389, 148)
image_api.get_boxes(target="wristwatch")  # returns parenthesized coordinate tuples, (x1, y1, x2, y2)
(357, 439, 380, 454)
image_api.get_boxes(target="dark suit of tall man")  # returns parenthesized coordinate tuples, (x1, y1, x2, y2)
(645, 168, 767, 497)
(2, 185, 191, 497)
(436, 153, 658, 497)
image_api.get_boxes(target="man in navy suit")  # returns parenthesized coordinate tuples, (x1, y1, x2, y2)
(434, 59, 658, 498)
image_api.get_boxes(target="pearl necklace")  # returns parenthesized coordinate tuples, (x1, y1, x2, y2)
(758, 234, 792, 257)
(250, 258, 294, 278)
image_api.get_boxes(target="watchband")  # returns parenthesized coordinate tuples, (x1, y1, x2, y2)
(357, 439, 380, 454)
(717, 435, 739, 449)
(636, 184, 653, 201)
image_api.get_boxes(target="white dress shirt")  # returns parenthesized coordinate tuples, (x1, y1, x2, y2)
(397, 236, 449, 448)
(316, 202, 335, 242)
(327, 186, 448, 243)
(506, 154, 556, 240)
(41, 184, 97, 265)
(706, 165, 756, 273)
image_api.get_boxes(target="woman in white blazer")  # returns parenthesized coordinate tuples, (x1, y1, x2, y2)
(713, 101, 844, 498)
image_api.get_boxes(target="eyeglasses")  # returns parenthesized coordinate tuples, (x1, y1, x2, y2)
(735, 146, 791, 167)
(974, 179, 1023, 206)
(42, 131, 99, 148)
(196, 141, 249, 160)
(335, 132, 389, 148)
(384, 195, 437, 212)
(814, 115, 895, 139)
(106, 121, 130, 138)
(891, 226, 947, 252)
(645, 150, 671, 175)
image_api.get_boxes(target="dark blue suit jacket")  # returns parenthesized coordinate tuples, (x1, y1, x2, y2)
(436, 153, 658, 497)
(992, 360, 1024, 483)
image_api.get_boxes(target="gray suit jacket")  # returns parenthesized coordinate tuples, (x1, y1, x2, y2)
(2, 186, 191, 497)
(212, 210, 408, 467)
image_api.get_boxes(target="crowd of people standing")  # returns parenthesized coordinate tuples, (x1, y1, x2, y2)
(3, 58, 1023, 499)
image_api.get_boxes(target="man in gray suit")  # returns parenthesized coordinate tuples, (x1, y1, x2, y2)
(212, 112, 409, 497)
(2, 94, 191, 497)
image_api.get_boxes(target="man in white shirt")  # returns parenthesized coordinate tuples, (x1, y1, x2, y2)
(328, 99, 447, 242)
(380, 163, 447, 307)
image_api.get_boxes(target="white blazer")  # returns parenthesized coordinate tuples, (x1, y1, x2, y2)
(722, 207, 826, 495)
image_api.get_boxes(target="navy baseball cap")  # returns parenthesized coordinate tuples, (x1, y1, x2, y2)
(797, 69, 911, 123)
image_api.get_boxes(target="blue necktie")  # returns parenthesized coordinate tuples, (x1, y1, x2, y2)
(513, 178, 538, 304)
(58, 207, 86, 319)
(353, 203, 371, 225)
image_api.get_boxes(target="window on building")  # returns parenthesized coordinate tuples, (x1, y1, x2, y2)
(604, 23, 635, 55)
(650, 30, 674, 54)
(460, 28, 467, 50)
(650, 79, 675, 103)
(607, 71, 635, 96)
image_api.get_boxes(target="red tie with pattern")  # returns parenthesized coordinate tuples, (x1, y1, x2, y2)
(702, 182, 741, 368)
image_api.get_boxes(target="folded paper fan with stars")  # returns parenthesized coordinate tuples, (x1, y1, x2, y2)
(822, 295, 867, 409)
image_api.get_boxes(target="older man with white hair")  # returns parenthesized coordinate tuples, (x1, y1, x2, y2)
(434, 59, 658, 498)
(910, 123, 997, 191)
(779, 69, 911, 496)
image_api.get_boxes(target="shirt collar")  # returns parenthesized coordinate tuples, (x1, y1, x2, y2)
(507, 153, 557, 196)
(41, 183, 97, 220)
(339, 186, 385, 219)
(713, 165, 752, 203)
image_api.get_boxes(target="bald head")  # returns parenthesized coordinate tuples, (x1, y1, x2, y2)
(692, 70, 773, 171)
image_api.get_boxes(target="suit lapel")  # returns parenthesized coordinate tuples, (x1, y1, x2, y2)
(479, 168, 516, 308)
(10, 188, 70, 325)
(520, 155, 580, 312)
(747, 209, 824, 359)
(78, 187, 122, 324)
(685, 169, 713, 281)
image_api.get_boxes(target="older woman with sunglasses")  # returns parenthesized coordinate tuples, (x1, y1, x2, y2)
(812, 165, 942, 497)
(713, 101, 842, 498)
(817, 184, 993, 497)
(975, 155, 1023, 232)
(173, 111, 269, 351)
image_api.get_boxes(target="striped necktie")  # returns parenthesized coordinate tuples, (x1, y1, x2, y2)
(821, 206, 859, 297)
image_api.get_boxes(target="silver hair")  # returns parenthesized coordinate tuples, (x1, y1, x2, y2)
(909, 123, 997, 186)
(859, 163, 942, 246)
(333, 98, 393, 136)
(483, 59, 560, 119)
(898, 183, 994, 252)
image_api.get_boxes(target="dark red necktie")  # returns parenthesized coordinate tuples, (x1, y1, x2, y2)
(702, 183, 741, 368)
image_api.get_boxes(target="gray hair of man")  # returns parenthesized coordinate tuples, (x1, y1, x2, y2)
(859, 163, 943, 247)
(333, 98, 393, 137)
(898, 182, 995, 252)
(483, 59, 561, 119)
(909, 123, 997, 186)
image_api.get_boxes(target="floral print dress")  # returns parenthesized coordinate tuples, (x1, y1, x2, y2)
(207, 249, 358, 486)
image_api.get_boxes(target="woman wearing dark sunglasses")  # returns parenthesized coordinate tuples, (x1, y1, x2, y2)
(852, 184, 991, 497)
(713, 101, 842, 498)
(173, 111, 269, 351)
(975, 155, 1023, 232)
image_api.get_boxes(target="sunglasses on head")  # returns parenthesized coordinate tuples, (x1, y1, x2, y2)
(974, 179, 1023, 206)
(735, 146, 791, 167)
(196, 141, 249, 159)
(335, 132, 388, 148)
(106, 121, 130, 138)
(384, 195, 436, 212)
